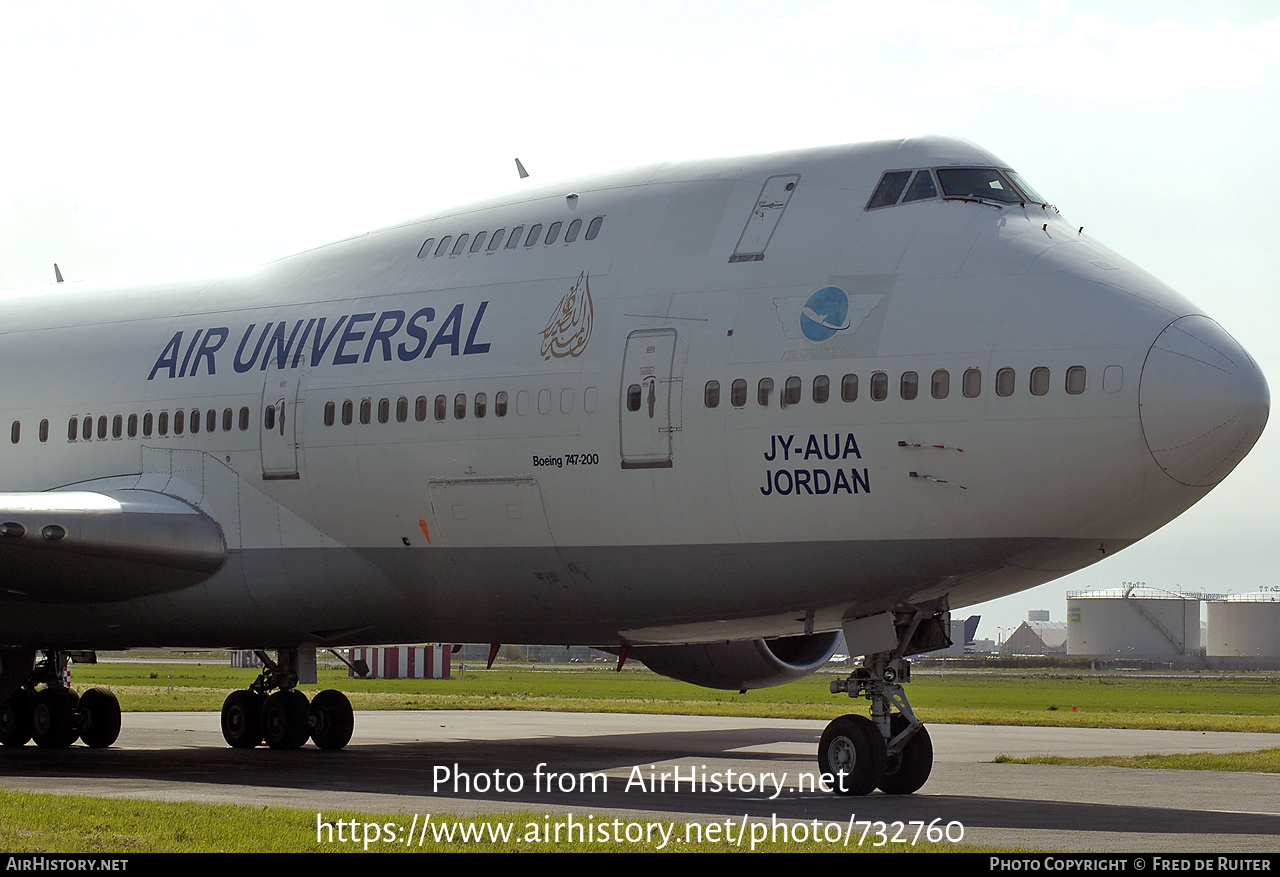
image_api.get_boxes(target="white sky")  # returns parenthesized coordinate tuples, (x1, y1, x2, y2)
(0, 1, 1276, 640)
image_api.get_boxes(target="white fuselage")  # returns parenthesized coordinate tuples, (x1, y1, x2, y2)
(0, 136, 1267, 652)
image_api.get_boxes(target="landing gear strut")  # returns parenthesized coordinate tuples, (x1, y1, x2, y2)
(820, 603, 947, 796)
(0, 649, 121, 749)
(219, 648, 353, 751)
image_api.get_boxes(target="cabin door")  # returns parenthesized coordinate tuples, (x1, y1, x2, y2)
(619, 328, 678, 469)
(261, 367, 302, 480)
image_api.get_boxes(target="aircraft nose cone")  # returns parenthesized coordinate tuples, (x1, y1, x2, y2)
(1139, 315, 1269, 487)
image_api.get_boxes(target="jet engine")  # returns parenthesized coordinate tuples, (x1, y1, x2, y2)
(631, 632, 842, 691)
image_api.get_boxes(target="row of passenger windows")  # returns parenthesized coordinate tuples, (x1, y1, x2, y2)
(67, 407, 254, 442)
(416, 216, 605, 260)
(323, 388, 600, 426)
(704, 366, 1087, 408)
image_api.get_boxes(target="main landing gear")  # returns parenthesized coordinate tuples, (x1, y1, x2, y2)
(0, 650, 121, 749)
(220, 648, 353, 751)
(818, 604, 946, 796)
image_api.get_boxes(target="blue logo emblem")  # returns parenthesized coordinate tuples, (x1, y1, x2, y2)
(799, 287, 852, 342)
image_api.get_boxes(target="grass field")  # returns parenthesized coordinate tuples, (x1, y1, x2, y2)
(66, 661, 1280, 733)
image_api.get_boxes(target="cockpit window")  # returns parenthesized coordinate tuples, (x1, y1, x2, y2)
(936, 168, 1024, 203)
(1007, 171, 1046, 205)
(901, 170, 937, 203)
(867, 171, 912, 209)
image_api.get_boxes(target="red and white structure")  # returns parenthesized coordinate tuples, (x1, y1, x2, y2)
(349, 645, 451, 679)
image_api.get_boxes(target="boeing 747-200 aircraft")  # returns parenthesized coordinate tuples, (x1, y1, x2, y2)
(0, 136, 1268, 795)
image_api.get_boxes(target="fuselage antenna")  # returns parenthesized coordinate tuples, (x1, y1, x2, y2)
(515, 158, 529, 179)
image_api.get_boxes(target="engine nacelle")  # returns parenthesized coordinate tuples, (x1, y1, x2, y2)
(632, 632, 842, 691)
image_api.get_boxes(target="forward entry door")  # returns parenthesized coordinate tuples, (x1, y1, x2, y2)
(619, 328, 677, 469)
(261, 367, 302, 480)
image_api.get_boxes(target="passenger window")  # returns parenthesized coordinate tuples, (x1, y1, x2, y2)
(417, 238, 435, 259)
(585, 216, 604, 240)
(126, 414, 137, 437)
(931, 369, 950, 399)
(783, 376, 801, 406)
(82, 417, 93, 441)
(488, 229, 505, 251)
(189, 409, 199, 434)
(68, 417, 77, 441)
(560, 388, 573, 414)
(98, 415, 108, 440)
(9, 421, 18, 445)
(475, 392, 487, 418)
(525, 224, 543, 247)
(627, 384, 642, 412)
(470, 232, 487, 253)
(813, 375, 830, 403)
(324, 401, 335, 426)
(397, 396, 408, 423)
(174, 410, 185, 435)
(239, 407, 250, 431)
(451, 234, 470, 255)
(144, 413, 154, 437)
(435, 395, 447, 421)
(506, 226, 524, 249)
(757, 378, 773, 407)
(867, 171, 912, 209)
(1066, 366, 1086, 395)
(496, 391, 509, 417)
(730, 379, 747, 408)
(342, 400, 353, 426)
(158, 412, 169, 436)
(378, 398, 390, 424)
(40, 419, 50, 442)
(996, 368, 1015, 397)
(841, 374, 858, 402)
(902, 170, 937, 203)
(565, 219, 582, 242)
(359, 399, 371, 425)
(206, 409, 217, 432)
(704, 380, 720, 408)
(455, 394, 467, 419)
(416, 396, 428, 422)
(1030, 367, 1050, 396)
(435, 236, 452, 256)
(901, 371, 919, 400)
(112, 414, 123, 439)
(223, 408, 233, 431)
(870, 372, 888, 401)
(545, 221, 562, 245)
(963, 368, 982, 398)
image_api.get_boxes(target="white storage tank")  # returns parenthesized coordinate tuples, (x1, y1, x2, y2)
(1067, 584, 1202, 656)
(1205, 591, 1280, 657)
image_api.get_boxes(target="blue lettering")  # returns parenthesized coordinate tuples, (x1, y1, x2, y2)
(398, 307, 435, 361)
(333, 313, 375, 365)
(833, 469, 852, 494)
(463, 300, 492, 354)
(364, 310, 405, 363)
(851, 468, 870, 493)
(310, 315, 350, 367)
(148, 332, 182, 380)
(261, 319, 308, 371)
(191, 327, 228, 376)
(177, 328, 204, 378)
(425, 304, 464, 358)
(843, 434, 862, 459)
(233, 323, 273, 373)
(290, 318, 317, 368)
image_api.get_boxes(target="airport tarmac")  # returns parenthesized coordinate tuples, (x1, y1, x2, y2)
(1, 710, 1277, 853)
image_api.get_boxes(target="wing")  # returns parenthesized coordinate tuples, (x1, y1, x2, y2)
(0, 490, 226, 603)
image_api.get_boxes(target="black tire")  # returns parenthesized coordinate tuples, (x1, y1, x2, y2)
(309, 689, 354, 750)
(817, 714, 886, 796)
(32, 688, 80, 749)
(877, 714, 933, 795)
(0, 688, 35, 747)
(262, 689, 311, 750)
(77, 687, 122, 748)
(221, 690, 264, 749)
